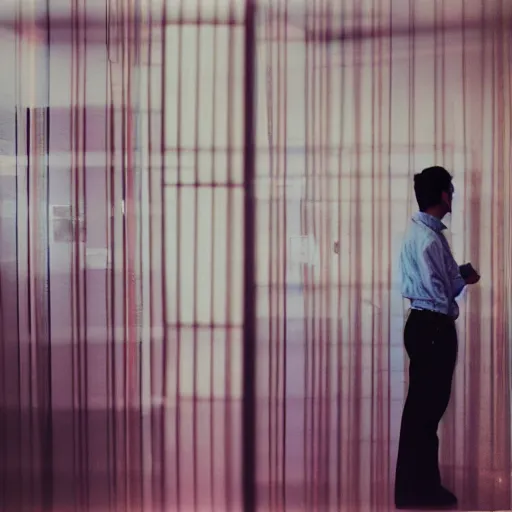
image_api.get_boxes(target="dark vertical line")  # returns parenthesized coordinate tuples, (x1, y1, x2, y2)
(132, 2, 145, 510)
(440, 1, 446, 156)
(119, 3, 129, 505)
(303, 21, 310, 510)
(69, 6, 79, 504)
(264, 10, 274, 510)
(26, 106, 35, 505)
(125, 4, 138, 501)
(109, 13, 119, 506)
(386, 0, 394, 499)
(274, 8, 281, 507)
(375, 0, 385, 504)
(173, 2, 183, 508)
(0, 95, 8, 512)
(314, 3, 324, 503)
(104, 60, 110, 508)
(9, 24, 22, 511)
(159, 0, 169, 509)
(209, 2, 220, 510)
(370, 0, 378, 505)
(43, 103, 54, 511)
(104, 52, 113, 508)
(309, 2, 317, 505)
(489, 2, 496, 490)
(126, 4, 138, 506)
(335, 3, 346, 507)
(242, 1, 257, 511)
(123, 0, 137, 502)
(494, 6, 505, 479)
(460, 0, 470, 487)
(104, 6, 113, 509)
(74, 5, 85, 504)
(281, 1, 289, 508)
(43, 0, 54, 504)
(144, 4, 156, 509)
(323, 1, 332, 507)
(433, 0, 438, 154)
(352, 0, 364, 502)
(105, 0, 110, 59)
(0, 122, 7, 508)
(14, 105, 23, 511)
(225, 3, 236, 509)
(81, 6, 90, 507)
(71, 2, 83, 504)
(108, 60, 118, 511)
(136, 115, 145, 510)
(192, 1, 202, 509)
(499, 4, 512, 495)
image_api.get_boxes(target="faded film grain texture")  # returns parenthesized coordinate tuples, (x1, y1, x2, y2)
(0, 0, 510, 511)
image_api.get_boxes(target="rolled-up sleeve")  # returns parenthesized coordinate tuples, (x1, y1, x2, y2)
(451, 272, 466, 298)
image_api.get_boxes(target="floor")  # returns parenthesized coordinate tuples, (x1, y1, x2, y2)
(0, 400, 510, 511)
(0, 299, 509, 511)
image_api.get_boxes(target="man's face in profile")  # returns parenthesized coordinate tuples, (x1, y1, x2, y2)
(442, 183, 455, 215)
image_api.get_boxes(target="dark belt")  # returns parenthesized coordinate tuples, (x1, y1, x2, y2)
(409, 308, 454, 324)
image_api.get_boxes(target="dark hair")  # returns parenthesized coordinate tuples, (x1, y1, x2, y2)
(413, 166, 453, 211)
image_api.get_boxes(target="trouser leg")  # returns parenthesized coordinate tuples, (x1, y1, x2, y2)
(395, 310, 457, 500)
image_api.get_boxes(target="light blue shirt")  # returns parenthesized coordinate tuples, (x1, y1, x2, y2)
(399, 212, 466, 319)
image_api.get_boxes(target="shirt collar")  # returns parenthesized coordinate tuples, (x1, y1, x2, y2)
(412, 211, 447, 233)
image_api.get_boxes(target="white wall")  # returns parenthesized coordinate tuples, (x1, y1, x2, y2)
(0, 0, 510, 406)
(0, 4, 510, 507)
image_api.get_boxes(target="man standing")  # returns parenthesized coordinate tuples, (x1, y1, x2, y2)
(394, 166, 480, 509)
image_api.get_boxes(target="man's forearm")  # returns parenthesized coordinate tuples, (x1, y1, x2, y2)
(453, 275, 466, 297)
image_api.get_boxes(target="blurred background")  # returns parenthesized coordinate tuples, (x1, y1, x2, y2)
(0, 0, 511, 510)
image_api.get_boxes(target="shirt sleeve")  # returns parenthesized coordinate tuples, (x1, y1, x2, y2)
(417, 239, 451, 311)
(443, 242, 466, 298)
(451, 269, 466, 298)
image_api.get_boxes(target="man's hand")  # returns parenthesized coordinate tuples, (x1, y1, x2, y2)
(459, 263, 480, 285)
(465, 271, 480, 285)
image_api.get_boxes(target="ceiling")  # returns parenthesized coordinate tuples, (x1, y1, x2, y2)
(0, 0, 510, 33)
(268, 0, 512, 41)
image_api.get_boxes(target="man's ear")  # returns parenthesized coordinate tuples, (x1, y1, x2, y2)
(441, 190, 450, 205)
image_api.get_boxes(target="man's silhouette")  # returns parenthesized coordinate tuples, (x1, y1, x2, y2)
(395, 166, 480, 509)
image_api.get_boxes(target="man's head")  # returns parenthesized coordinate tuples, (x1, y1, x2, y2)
(413, 166, 454, 218)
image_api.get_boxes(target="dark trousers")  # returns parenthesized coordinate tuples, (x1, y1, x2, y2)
(395, 309, 458, 500)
